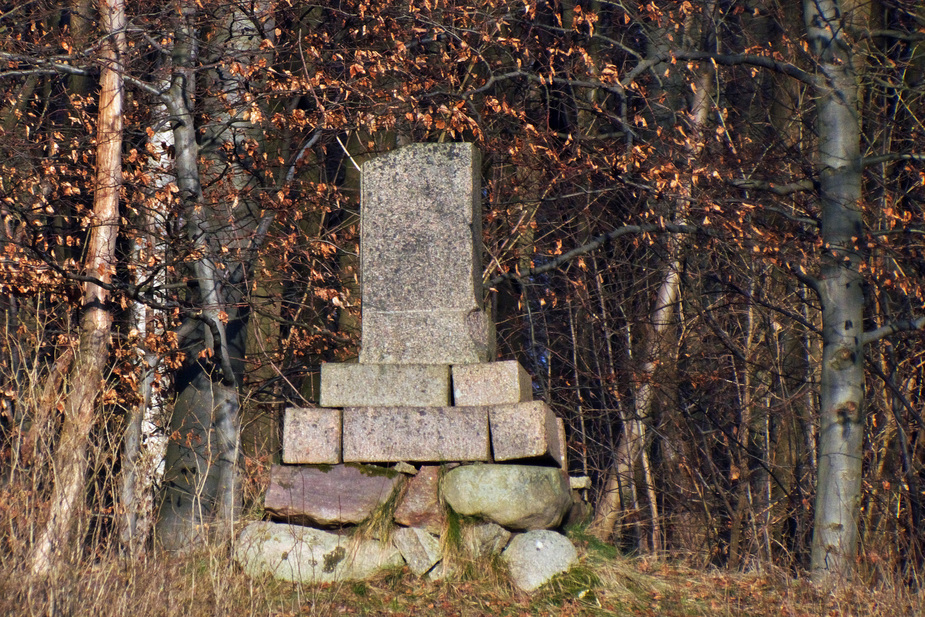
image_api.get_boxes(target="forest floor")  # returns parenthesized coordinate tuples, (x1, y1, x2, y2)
(2, 527, 922, 616)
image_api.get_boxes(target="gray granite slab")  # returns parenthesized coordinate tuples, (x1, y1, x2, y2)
(343, 406, 490, 463)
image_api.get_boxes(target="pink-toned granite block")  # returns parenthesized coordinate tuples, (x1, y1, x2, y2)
(282, 407, 341, 464)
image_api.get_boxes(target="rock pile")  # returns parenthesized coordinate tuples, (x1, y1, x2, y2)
(236, 144, 581, 592)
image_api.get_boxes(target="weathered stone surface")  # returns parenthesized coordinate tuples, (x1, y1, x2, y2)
(393, 527, 442, 576)
(554, 417, 567, 469)
(236, 521, 403, 583)
(502, 530, 578, 593)
(361, 309, 494, 365)
(320, 363, 451, 407)
(452, 360, 532, 406)
(264, 464, 402, 527)
(569, 476, 591, 490)
(359, 143, 493, 365)
(441, 464, 571, 530)
(282, 407, 341, 464)
(343, 407, 490, 463)
(394, 465, 445, 533)
(489, 401, 563, 466)
(394, 461, 418, 475)
(564, 493, 593, 528)
(462, 522, 512, 559)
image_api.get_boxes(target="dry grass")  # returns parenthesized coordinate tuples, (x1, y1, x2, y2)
(0, 524, 922, 617)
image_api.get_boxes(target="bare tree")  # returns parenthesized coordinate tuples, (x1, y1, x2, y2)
(28, 0, 125, 576)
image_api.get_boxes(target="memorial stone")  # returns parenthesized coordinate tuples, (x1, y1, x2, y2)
(359, 143, 494, 364)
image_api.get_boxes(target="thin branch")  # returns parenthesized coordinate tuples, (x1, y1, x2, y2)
(863, 153, 925, 166)
(861, 316, 925, 346)
(730, 178, 815, 196)
(486, 222, 709, 286)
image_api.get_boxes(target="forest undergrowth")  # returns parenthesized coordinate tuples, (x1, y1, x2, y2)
(0, 523, 921, 617)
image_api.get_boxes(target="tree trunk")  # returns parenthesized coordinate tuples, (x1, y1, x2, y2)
(805, 0, 866, 582)
(119, 71, 173, 555)
(157, 0, 274, 548)
(28, 0, 124, 576)
(592, 11, 715, 546)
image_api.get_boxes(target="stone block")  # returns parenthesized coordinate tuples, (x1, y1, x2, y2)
(282, 407, 341, 464)
(554, 417, 567, 469)
(394, 465, 445, 533)
(343, 406, 490, 463)
(264, 464, 402, 527)
(489, 401, 563, 466)
(360, 143, 494, 365)
(320, 363, 451, 407)
(360, 309, 495, 365)
(393, 527, 442, 576)
(452, 360, 532, 406)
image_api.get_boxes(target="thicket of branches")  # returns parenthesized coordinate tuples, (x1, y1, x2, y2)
(1, 0, 924, 586)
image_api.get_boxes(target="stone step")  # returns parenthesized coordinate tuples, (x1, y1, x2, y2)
(489, 400, 566, 467)
(451, 360, 532, 406)
(320, 363, 451, 408)
(343, 406, 490, 463)
(282, 407, 341, 464)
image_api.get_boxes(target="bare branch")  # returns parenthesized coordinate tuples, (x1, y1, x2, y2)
(730, 178, 815, 196)
(487, 222, 710, 286)
(864, 153, 925, 166)
(861, 316, 925, 346)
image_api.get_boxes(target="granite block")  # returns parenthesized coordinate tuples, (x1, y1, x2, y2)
(320, 363, 451, 407)
(489, 401, 563, 466)
(360, 143, 495, 364)
(343, 406, 490, 463)
(359, 309, 494, 365)
(282, 407, 341, 464)
(452, 360, 532, 406)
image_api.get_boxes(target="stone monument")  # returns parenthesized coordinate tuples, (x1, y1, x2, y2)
(236, 143, 578, 591)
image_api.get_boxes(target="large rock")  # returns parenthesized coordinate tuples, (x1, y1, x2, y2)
(393, 465, 445, 533)
(264, 464, 403, 527)
(320, 363, 451, 407)
(343, 406, 490, 463)
(236, 521, 403, 583)
(441, 464, 571, 530)
(502, 530, 578, 592)
(393, 526, 442, 575)
(359, 143, 494, 365)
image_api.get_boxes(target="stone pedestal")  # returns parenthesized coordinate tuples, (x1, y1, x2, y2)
(241, 144, 577, 591)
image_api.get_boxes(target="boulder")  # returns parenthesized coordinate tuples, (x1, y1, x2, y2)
(235, 521, 403, 583)
(502, 530, 578, 593)
(441, 464, 571, 530)
(264, 464, 403, 527)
